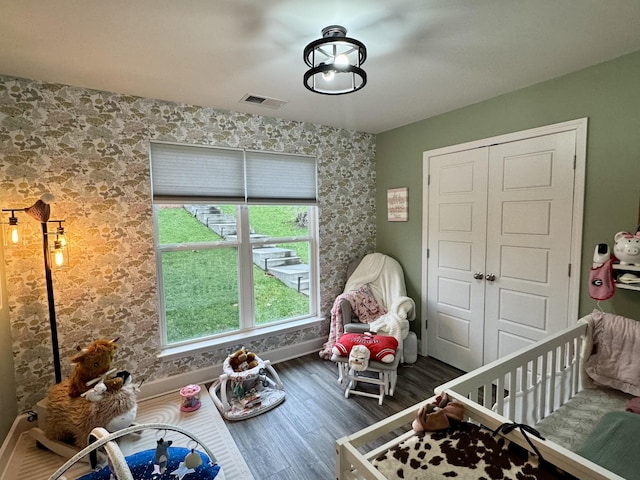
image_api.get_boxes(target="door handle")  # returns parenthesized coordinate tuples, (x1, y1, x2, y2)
(485, 273, 496, 282)
(473, 272, 484, 280)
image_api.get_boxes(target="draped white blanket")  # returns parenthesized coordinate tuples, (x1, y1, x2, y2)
(344, 253, 408, 310)
(367, 296, 415, 343)
(320, 253, 415, 359)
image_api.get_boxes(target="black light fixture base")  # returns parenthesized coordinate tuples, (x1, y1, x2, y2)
(303, 25, 367, 95)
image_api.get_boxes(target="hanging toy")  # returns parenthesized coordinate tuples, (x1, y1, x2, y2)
(232, 377, 245, 398)
(259, 368, 269, 387)
(153, 437, 173, 475)
(170, 461, 196, 479)
(169, 442, 202, 479)
(184, 448, 203, 469)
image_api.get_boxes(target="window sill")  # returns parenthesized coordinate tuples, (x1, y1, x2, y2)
(157, 316, 325, 362)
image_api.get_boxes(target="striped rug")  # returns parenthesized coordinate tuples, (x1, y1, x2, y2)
(2, 386, 253, 480)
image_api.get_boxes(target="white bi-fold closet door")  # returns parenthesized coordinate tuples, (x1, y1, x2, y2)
(422, 119, 586, 372)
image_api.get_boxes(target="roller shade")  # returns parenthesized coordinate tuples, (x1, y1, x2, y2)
(150, 142, 317, 204)
(245, 150, 317, 203)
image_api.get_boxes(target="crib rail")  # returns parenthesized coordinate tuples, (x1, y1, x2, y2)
(442, 390, 624, 480)
(335, 319, 625, 480)
(335, 395, 438, 480)
(436, 322, 588, 425)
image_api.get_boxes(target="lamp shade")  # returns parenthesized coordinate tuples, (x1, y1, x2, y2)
(303, 25, 367, 95)
(25, 193, 55, 222)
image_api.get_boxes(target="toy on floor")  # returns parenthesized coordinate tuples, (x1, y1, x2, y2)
(227, 347, 259, 372)
(30, 337, 139, 459)
(210, 347, 285, 421)
(67, 338, 126, 397)
(180, 384, 202, 412)
(48, 423, 224, 480)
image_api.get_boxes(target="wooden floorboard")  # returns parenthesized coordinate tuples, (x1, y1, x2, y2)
(225, 353, 463, 480)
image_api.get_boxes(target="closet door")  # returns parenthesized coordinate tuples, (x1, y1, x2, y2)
(483, 131, 577, 363)
(424, 122, 583, 373)
(426, 148, 488, 371)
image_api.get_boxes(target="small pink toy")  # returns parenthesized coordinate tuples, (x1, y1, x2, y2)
(179, 384, 202, 412)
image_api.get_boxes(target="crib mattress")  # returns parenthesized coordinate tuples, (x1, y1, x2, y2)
(371, 422, 576, 480)
(534, 387, 631, 452)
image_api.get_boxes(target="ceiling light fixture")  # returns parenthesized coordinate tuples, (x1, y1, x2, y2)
(303, 25, 367, 95)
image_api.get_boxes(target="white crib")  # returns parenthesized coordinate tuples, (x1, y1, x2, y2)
(336, 318, 626, 480)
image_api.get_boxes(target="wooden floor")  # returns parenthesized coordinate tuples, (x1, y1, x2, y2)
(225, 352, 463, 480)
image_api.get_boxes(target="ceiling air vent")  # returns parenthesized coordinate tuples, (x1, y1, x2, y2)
(239, 94, 287, 109)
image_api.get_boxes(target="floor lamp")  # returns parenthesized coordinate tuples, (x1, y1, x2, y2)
(3, 194, 68, 384)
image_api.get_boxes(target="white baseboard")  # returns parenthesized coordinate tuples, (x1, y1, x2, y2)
(0, 413, 32, 478)
(139, 337, 324, 400)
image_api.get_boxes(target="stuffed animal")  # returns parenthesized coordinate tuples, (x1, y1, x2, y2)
(228, 347, 260, 372)
(68, 338, 125, 397)
(41, 338, 138, 449)
(332, 332, 398, 366)
(348, 345, 371, 371)
(412, 393, 464, 432)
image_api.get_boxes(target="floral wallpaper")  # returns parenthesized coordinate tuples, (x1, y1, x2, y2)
(0, 75, 376, 412)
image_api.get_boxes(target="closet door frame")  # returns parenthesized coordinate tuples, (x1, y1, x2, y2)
(421, 118, 587, 357)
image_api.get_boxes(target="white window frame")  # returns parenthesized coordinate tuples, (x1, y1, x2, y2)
(150, 142, 321, 355)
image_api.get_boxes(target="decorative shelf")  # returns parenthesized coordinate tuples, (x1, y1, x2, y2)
(613, 263, 640, 291)
(616, 283, 640, 291)
(612, 263, 640, 272)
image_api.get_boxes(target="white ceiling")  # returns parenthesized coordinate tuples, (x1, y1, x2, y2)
(3, 1, 640, 134)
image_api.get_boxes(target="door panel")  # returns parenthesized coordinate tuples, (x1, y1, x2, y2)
(499, 290, 547, 329)
(439, 241, 472, 270)
(500, 246, 549, 282)
(437, 312, 471, 347)
(484, 131, 576, 363)
(427, 148, 488, 371)
(502, 201, 551, 235)
(497, 331, 533, 359)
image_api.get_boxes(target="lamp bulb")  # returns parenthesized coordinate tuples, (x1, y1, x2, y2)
(322, 70, 335, 81)
(54, 249, 64, 268)
(10, 226, 19, 245)
(334, 54, 349, 65)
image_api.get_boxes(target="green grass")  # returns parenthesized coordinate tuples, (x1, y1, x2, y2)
(219, 205, 310, 262)
(158, 206, 310, 344)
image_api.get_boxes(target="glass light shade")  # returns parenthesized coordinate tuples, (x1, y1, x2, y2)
(321, 68, 335, 81)
(303, 25, 367, 95)
(50, 237, 69, 270)
(3, 217, 23, 247)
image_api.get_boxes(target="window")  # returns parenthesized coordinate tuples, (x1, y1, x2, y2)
(150, 142, 319, 348)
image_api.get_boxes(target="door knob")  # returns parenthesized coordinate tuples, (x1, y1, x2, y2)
(485, 273, 496, 282)
(473, 272, 484, 280)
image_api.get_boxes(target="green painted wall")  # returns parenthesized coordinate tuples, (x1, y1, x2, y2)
(376, 49, 640, 332)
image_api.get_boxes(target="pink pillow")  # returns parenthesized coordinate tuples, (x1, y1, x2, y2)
(584, 311, 640, 396)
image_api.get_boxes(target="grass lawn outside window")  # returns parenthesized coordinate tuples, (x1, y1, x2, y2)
(155, 205, 316, 346)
